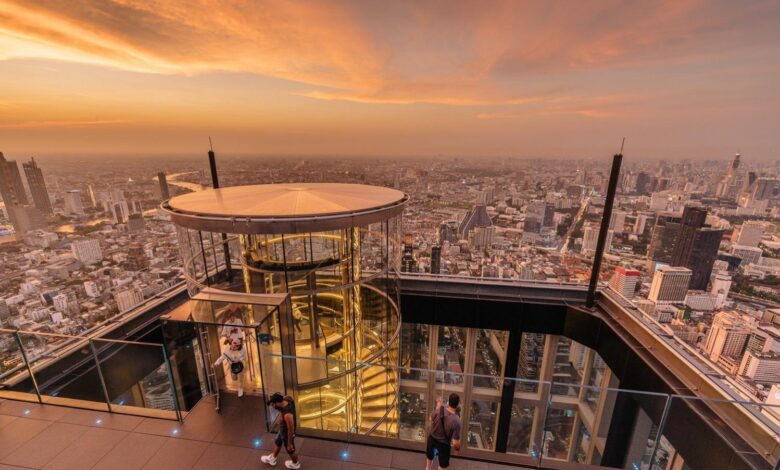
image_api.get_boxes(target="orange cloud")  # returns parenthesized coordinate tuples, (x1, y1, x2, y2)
(1, 0, 777, 108)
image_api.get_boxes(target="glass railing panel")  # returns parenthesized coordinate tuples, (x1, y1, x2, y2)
(659, 395, 780, 470)
(17, 331, 108, 411)
(0, 330, 38, 402)
(507, 378, 549, 458)
(91, 338, 178, 419)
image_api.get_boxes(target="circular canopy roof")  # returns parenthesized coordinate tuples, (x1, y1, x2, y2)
(163, 183, 408, 234)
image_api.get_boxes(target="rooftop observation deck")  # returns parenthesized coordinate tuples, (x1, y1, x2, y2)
(2, 274, 777, 469)
(0, 395, 526, 470)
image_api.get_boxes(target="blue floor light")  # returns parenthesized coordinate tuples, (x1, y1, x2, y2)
(253, 438, 262, 448)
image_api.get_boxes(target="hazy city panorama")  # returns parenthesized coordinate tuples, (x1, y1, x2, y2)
(0, 2, 779, 470)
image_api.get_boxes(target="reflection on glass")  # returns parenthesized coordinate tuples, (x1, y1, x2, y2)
(507, 401, 535, 455)
(517, 333, 545, 393)
(399, 391, 427, 442)
(573, 422, 590, 463)
(473, 329, 507, 389)
(468, 399, 499, 451)
(585, 353, 606, 411)
(436, 326, 466, 385)
(552, 337, 582, 397)
(401, 323, 429, 381)
(543, 406, 577, 460)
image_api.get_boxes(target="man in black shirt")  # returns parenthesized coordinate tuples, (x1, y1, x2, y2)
(426, 393, 462, 469)
(261, 393, 301, 469)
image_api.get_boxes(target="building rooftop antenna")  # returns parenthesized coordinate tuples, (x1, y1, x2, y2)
(209, 136, 214, 152)
(619, 137, 625, 155)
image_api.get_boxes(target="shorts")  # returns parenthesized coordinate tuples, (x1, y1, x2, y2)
(275, 431, 296, 453)
(426, 435, 451, 468)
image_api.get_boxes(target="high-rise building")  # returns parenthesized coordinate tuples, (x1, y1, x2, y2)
(111, 201, 130, 224)
(124, 243, 149, 271)
(71, 238, 103, 265)
(9, 205, 46, 233)
(609, 210, 627, 232)
(710, 272, 732, 309)
(729, 153, 741, 176)
(647, 213, 681, 265)
(22, 158, 52, 214)
(439, 220, 459, 244)
(635, 171, 650, 195)
(84, 281, 101, 298)
(459, 205, 492, 238)
(430, 245, 441, 275)
(401, 234, 417, 273)
(633, 213, 650, 235)
(648, 266, 692, 304)
(114, 287, 144, 312)
(0, 152, 29, 208)
(734, 221, 763, 247)
(671, 207, 723, 290)
(64, 190, 85, 215)
(610, 266, 640, 299)
(703, 311, 752, 363)
(738, 351, 780, 384)
(158, 171, 171, 200)
(751, 178, 779, 201)
(582, 224, 612, 256)
(127, 213, 146, 233)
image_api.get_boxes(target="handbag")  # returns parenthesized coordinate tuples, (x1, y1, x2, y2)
(224, 353, 244, 374)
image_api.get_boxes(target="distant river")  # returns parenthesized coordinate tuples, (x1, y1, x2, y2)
(55, 218, 111, 233)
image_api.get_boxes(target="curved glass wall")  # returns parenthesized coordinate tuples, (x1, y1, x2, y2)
(173, 216, 402, 436)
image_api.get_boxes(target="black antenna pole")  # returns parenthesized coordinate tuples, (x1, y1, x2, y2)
(586, 139, 624, 308)
(206, 138, 232, 279)
(208, 136, 219, 189)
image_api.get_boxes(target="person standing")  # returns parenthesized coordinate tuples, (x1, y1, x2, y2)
(426, 393, 462, 470)
(261, 392, 301, 469)
(213, 338, 246, 397)
(220, 303, 246, 344)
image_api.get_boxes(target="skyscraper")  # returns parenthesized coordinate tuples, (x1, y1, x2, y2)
(647, 213, 681, 266)
(64, 190, 85, 215)
(703, 311, 751, 363)
(648, 266, 692, 303)
(0, 153, 29, 225)
(22, 158, 52, 214)
(430, 245, 441, 274)
(158, 171, 171, 200)
(671, 206, 723, 290)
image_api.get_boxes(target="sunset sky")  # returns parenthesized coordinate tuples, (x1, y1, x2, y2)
(0, 0, 778, 159)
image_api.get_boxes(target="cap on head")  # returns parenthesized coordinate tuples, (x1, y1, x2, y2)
(267, 392, 284, 406)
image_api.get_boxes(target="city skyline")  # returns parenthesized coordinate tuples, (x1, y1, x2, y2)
(1, 0, 779, 158)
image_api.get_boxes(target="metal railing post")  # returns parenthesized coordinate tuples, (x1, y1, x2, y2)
(648, 394, 673, 469)
(161, 344, 183, 422)
(14, 331, 42, 403)
(89, 339, 113, 413)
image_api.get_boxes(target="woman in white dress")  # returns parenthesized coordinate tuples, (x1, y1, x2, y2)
(213, 337, 247, 397)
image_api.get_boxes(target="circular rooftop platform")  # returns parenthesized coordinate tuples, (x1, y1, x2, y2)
(162, 183, 408, 234)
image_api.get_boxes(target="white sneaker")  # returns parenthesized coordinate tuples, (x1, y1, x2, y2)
(284, 460, 300, 469)
(238, 388, 244, 397)
(260, 454, 277, 466)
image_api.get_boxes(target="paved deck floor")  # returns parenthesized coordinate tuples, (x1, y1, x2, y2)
(0, 397, 529, 470)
